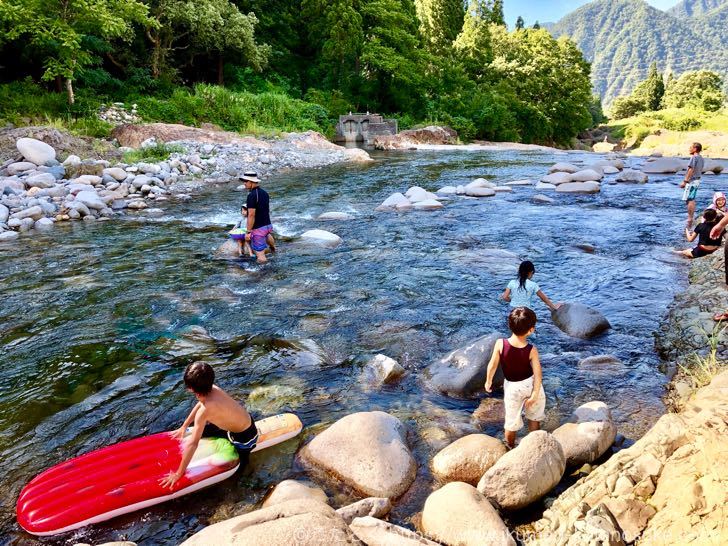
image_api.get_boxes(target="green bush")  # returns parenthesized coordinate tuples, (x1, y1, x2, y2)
(122, 143, 184, 164)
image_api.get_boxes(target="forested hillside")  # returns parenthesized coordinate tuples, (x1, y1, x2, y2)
(550, 0, 728, 104)
(0, 0, 595, 145)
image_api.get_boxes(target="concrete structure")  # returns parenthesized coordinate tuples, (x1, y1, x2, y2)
(335, 113, 397, 145)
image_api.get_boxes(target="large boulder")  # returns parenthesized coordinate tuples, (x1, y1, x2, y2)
(549, 162, 580, 174)
(703, 158, 724, 174)
(300, 229, 343, 247)
(570, 169, 604, 182)
(432, 434, 507, 485)
(373, 126, 458, 150)
(615, 169, 648, 183)
(540, 172, 572, 185)
(262, 480, 329, 508)
(642, 157, 686, 174)
(350, 517, 440, 546)
(551, 303, 611, 339)
(180, 499, 363, 546)
(424, 333, 504, 399)
(555, 181, 600, 194)
(552, 401, 617, 467)
(336, 497, 392, 524)
(377, 193, 411, 211)
(17, 137, 56, 165)
(103, 167, 129, 181)
(477, 431, 565, 510)
(300, 411, 416, 499)
(421, 482, 515, 546)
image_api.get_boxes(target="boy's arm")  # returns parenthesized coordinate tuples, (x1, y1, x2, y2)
(685, 227, 698, 242)
(502, 287, 511, 302)
(171, 402, 201, 439)
(537, 290, 561, 311)
(525, 347, 542, 408)
(160, 407, 206, 489)
(681, 162, 694, 187)
(484, 340, 503, 392)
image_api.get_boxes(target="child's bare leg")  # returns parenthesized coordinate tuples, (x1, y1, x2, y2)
(687, 201, 696, 227)
(527, 419, 541, 432)
(266, 233, 276, 252)
(237, 240, 243, 256)
(504, 430, 516, 449)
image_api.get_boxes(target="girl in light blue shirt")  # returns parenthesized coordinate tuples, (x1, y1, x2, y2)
(503, 261, 561, 312)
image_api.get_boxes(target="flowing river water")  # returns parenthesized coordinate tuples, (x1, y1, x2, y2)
(0, 148, 715, 545)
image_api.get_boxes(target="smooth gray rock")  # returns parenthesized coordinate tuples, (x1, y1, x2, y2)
(34, 217, 54, 230)
(75, 190, 106, 210)
(0, 231, 19, 241)
(103, 167, 128, 181)
(350, 517, 440, 545)
(552, 401, 617, 466)
(425, 333, 504, 398)
(552, 303, 611, 339)
(17, 137, 56, 165)
(6, 162, 36, 175)
(10, 206, 43, 221)
(336, 498, 392, 525)
(25, 173, 56, 189)
(0, 204, 8, 223)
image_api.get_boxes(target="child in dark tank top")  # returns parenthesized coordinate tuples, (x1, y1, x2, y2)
(484, 307, 546, 448)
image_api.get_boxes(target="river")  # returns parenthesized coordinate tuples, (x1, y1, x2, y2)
(0, 148, 712, 545)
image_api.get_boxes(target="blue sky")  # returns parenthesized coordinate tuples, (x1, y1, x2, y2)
(504, 0, 681, 27)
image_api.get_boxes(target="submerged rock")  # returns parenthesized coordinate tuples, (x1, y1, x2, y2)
(300, 411, 416, 499)
(425, 333, 504, 398)
(552, 303, 611, 339)
(477, 430, 566, 510)
(317, 211, 355, 221)
(421, 482, 515, 546)
(363, 354, 405, 385)
(432, 434, 507, 485)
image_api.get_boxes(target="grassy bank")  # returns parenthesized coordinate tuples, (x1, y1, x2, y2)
(0, 81, 334, 140)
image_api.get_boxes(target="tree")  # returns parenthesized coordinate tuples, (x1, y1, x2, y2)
(490, 0, 505, 25)
(587, 94, 606, 125)
(515, 16, 525, 30)
(631, 62, 664, 111)
(414, 0, 465, 53)
(453, 0, 492, 80)
(0, 0, 153, 104)
(609, 95, 645, 119)
(533, 21, 541, 29)
(663, 70, 725, 111)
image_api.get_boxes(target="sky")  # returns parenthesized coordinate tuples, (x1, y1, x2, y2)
(504, 0, 681, 27)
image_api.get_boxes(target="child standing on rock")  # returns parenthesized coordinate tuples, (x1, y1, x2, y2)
(502, 261, 561, 312)
(484, 307, 546, 449)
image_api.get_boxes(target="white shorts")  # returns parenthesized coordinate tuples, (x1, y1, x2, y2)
(503, 376, 546, 432)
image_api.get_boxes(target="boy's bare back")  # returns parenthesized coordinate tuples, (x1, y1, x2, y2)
(201, 385, 252, 433)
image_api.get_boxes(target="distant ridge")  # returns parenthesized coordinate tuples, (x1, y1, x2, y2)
(549, 0, 728, 103)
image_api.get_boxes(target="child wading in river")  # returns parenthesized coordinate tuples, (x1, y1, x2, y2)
(160, 362, 258, 489)
(484, 307, 546, 449)
(502, 260, 561, 312)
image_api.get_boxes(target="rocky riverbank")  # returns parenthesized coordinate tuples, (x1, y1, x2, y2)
(0, 125, 371, 242)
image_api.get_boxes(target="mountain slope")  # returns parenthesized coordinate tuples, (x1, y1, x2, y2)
(549, 0, 728, 103)
(669, 0, 727, 17)
(697, 3, 728, 43)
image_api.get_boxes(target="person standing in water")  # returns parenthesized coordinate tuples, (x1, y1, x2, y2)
(679, 142, 704, 229)
(502, 261, 561, 312)
(241, 172, 275, 263)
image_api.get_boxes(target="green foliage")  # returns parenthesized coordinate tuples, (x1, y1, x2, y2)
(454, 1, 493, 79)
(663, 70, 725, 111)
(588, 94, 607, 126)
(122, 143, 184, 163)
(632, 62, 665, 112)
(415, 0, 465, 52)
(515, 16, 525, 30)
(610, 96, 648, 120)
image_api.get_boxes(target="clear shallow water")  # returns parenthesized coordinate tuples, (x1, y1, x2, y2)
(0, 148, 715, 544)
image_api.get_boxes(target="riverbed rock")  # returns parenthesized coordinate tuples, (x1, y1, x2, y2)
(318, 212, 355, 221)
(549, 162, 580, 174)
(0, 231, 19, 242)
(421, 482, 515, 546)
(541, 172, 572, 185)
(703, 158, 724, 174)
(180, 499, 363, 546)
(555, 181, 600, 194)
(642, 157, 686, 174)
(75, 190, 106, 210)
(25, 172, 57, 189)
(532, 194, 555, 204)
(373, 126, 458, 150)
(336, 498, 392, 524)
(466, 178, 495, 189)
(300, 411, 416, 499)
(615, 169, 648, 183)
(506, 179, 533, 186)
(103, 167, 128, 181)
(436, 185, 458, 194)
(432, 434, 507, 485)
(17, 137, 56, 165)
(552, 401, 617, 467)
(363, 354, 405, 385)
(424, 333, 504, 398)
(405, 186, 439, 202)
(570, 169, 603, 182)
(412, 199, 444, 209)
(551, 303, 611, 339)
(478, 431, 565, 511)
(10, 206, 43, 221)
(465, 186, 496, 197)
(300, 229, 342, 247)
(535, 182, 556, 190)
(0, 204, 8, 223)
(377, 193, 411, 211)
(6, 162, 36, 175)
(262, 479, 328, 508)
(350, 517, 440, 546)
(214, 239, 239, 259)
(530, 371, 728, 546)
(34, 217, 54, 231)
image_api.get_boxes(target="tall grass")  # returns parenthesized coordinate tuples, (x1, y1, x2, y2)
(606, 107, 728, 147)
(678, 323, 727, 390)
